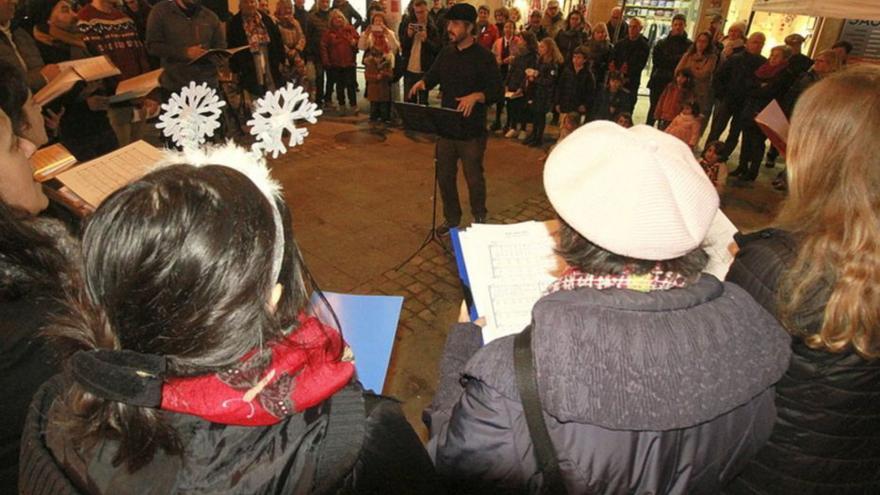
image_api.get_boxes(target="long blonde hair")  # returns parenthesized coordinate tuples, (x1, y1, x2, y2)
(776, 65, 880, 358)
(538, 37, 563, 64)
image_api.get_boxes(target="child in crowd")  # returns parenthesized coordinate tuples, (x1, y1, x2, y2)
(558, 111, 582, 141)
(591, 71, 633, 121)
(653, 68, 694, 130)
(554, 47, 595, 123)
(700, 140, 729, 195)
(363, 47, 393, 124)
(614, 111, 633, 128)
(665, 101, 702, 149)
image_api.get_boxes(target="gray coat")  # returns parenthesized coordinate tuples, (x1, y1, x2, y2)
(0, 27, 46, 92)
(427, 275, 791, 494)
(145, 1, 226, 92)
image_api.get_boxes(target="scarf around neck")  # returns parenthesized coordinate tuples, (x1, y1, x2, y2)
(160, 314, 355, 426)
(548, 266, 689, 294)
(755, 60, 788, 80)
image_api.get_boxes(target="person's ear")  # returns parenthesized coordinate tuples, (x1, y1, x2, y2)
(269, 283, 284, 313)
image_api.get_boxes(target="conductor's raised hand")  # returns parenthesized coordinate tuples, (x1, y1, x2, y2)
(408, 79, 426, 99)
(456, 92, 483, 117)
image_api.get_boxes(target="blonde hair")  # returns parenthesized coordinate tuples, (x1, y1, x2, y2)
(328, 9, 349, 26)
(776, 65, 880, 358)
(539, 37, 563, 64)
(815, 49, 841, 73)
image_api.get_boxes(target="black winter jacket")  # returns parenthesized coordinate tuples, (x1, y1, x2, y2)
(398, 15, 441, 74)
(648, 33, 691, 91)
(712, 51, 766, 108)
(724, 229, 880, 494)
(505, 50, 537, 93)
(611, 34, 650, 88)
(555, 65, 594, 113)
(428, 275, 791, 494)
(21, 376, 442, 494)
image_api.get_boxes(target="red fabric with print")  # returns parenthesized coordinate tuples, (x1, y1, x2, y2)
(160, 315, 354, 426)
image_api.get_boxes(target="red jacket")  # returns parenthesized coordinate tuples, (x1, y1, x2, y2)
(477, 23, 499, 51)
(320, 25, 358, 67)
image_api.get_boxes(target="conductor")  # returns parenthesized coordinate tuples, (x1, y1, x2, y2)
(409, 3, 502, 236)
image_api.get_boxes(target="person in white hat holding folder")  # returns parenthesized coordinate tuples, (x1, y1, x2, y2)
(426, 121, 791, 494)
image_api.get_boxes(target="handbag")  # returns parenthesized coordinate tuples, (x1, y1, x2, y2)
(514, 326, 568, 494)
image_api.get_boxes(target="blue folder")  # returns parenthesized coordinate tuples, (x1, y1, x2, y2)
(308, 292, 403, 394)
(450, 227, 478, 321)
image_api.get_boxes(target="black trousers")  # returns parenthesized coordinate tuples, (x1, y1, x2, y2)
(530, 104, 548, 143)
(328, 66, 357, 107)
(403, 71, 428, 104)
(738, 119, 766, 180)
(369, 101, 391, 121)
(707, 100, 745, 157)
(436, 136, 488, 225)
(507, 97, 526, 130)
(646, 84, 664, 126)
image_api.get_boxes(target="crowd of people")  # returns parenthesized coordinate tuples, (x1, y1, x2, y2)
(1, 0, 879, 493)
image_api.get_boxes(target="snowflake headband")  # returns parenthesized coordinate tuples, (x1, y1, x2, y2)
(155, 82, 322, 284)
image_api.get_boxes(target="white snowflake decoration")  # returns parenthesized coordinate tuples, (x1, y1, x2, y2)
(248, 83, 322, 159)
(156, 82, 225, 150)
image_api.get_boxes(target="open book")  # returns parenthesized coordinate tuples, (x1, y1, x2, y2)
(755, 99, 789, 157)
(188, 45, 249, 64)
(30, 143, 77, 182)
(55, 140, 164, 209)
(34, 55, 121, 105)
(451, 214, 740, 344)
(110, 68, 163, 104)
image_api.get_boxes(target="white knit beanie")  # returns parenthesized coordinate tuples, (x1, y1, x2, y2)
(544, 121, 719, 260)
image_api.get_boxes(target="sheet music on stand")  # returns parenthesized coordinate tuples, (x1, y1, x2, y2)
(394, 102, 466, 139)
(55, 140, 164, 208)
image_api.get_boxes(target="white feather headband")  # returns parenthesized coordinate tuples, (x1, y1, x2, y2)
(154, 82, 321, 284)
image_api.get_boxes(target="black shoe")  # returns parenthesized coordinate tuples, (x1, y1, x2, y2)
(729, 167, 745, 177)
(764, 161, 776, 168)
(522, 134, 536, 145)
(528, 139, 544, 148)
(473, 215, 487, 224)
(490, 122, 501, 132)
(436, 221, 457, 237)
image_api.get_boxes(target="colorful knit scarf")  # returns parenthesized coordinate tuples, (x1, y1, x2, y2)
(548, 266, 689, 294)
(244, 13, 271, 52)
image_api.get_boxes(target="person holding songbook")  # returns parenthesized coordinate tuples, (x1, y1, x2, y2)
(426, 121, 790, 493)
(19, 149, 442, 494)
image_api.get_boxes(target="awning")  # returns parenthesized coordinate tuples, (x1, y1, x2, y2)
(750, 0, 880, 21)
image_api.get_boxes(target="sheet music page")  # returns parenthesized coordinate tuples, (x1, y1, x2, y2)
(755, 100, 789, 143)
(459, 221, 566, 343)
(701, 211, 739, 281)
(56, 141, 164, 208)
(189, 45, 249, 64)
(60, 55, 121, 81)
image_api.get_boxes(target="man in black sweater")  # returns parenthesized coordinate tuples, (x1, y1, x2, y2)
(612, 18, 650, 96)
(707, 32, 766, 157)
(409, 3, 502, 236)
(646, 13, 691, 126)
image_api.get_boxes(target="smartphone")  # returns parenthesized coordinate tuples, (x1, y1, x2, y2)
(410, 23, 425, 32)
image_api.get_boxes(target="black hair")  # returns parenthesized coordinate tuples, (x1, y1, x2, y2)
(0, 200, 73, 300)
(672, 13, 686, 23)
(675, 68, 695, 90)
(49, 164, 297, 472)
(683, 99, 700, 116)
(520, 30, 538, 52)
(702, 140, 725, 159)
(832, 40, 853, 54)
(556, 219, 708, 279)
(0, 60, 31, 136)
(613, 111, 633, 127)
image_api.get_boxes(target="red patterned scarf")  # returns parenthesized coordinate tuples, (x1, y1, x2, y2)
(160, 315, 354, 426)
(548, 266, 689, 294)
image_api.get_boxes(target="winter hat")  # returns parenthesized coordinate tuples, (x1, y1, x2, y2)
(445, 3, 477, 24)
(544, 121, 719, 260)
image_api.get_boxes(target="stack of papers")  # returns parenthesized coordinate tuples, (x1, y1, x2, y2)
(34, 55, 121, 105)
(110, 68, 163, 103)
(452, 221, 566, 344)
(30, 143, 77, 182)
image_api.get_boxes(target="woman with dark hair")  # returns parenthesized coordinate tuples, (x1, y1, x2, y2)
(0, 197, 76, 490)
(503, 31, 537, 140)
(675, 31, 716, 130)
(19, 153, 440, 493)
(0, 60, 49, 148)
(426, 122, 790, 493)
(723, 65, 880, 495)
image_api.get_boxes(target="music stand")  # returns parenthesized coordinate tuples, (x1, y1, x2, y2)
(394, 102, 466, 269)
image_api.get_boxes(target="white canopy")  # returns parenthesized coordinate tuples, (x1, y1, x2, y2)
(751, 0, 880, 21)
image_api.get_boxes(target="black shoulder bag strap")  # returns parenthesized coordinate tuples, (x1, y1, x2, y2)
(312, 383, 367, 494)
(514, 325, 568, 494)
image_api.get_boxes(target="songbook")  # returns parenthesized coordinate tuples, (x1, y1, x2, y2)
(308, 292, 404, 393)
(34, 55, 122, 105)
(451, 221, 566, 344)
(55, 140, 164, 209)
(755, 99, 789, 157)
(110, 68, 163, 103)
(30, 143, 77, 182)
(188, 45, 249, 64)
(451, 213, 740, 344)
